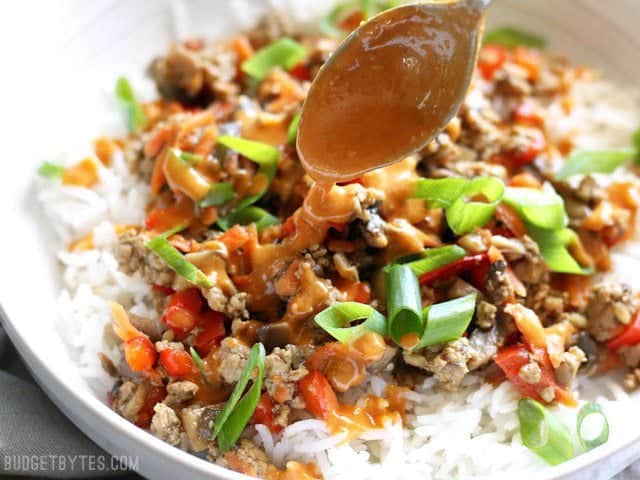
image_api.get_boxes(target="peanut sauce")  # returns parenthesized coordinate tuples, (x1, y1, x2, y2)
(297, 1, 485, 184)
(327, 395, 402, 442)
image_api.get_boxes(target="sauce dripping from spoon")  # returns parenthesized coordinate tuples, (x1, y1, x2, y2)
(297, 0, 488, 184)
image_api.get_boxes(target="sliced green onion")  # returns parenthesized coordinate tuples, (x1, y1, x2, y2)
(159, 224, 188, 238)
(189, 347, 213, 388)
(217, 206, 279, 232)
(241, 38, 306, 81)
(577, 402, 609, 451)
(217, 135, 279, 211)
(416, 293, 477, 349)
(527, 225, 593, 275)
(518, 398, 574, 466)
(200, 182, 235, 208)
(212, 343, 265, 452)
(484, 27, 546, 49)
(170, 147, 203, 166)
(146, 235, 213, 288)
(38, 161, 65, 179)
(386, 264, 423, 346)
(386, 245, 467, 277)
(314, 302, 387, 343)
(555, 149, 635, 180)
(503, 184, 568, 230)
(288, 112, 301, 145)
(115, 76, 147, 132)
(633, 129, 640, 158)
(412, 177, 469, 208)
(446, 177, 505, 235)
(413, 177, 504, 234)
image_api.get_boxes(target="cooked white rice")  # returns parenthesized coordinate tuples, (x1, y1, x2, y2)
(36, 20, 640, 480)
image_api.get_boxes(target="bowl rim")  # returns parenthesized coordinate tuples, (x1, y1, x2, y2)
(2, 0, 640, 477)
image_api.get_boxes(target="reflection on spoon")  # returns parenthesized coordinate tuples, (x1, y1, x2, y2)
(297, 0, 489, 184)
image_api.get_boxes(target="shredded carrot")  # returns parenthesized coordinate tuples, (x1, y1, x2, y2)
(578, 231, 611, 272)
(219, 225, 252, 252)
(144, 124, 174, 158)
(150, 146, 169, 195)
(199, 205, 219, 226)
(508, 171, 542, 189)
(230, 35, 254, 62)
(513, 47, 541, 81)
(505, 303, 546, 349)
(62, 157, 99, 188)
(607, 182, 639, 210)
(554, 273, 592, 308)
(176, 111, 215, 149)
(68, 233, 95, 252)
(109, 301, 146, 342)
(93, 136, 118, 166)
(145, 195, 195, 232)
(495, 203, 527, 237)
(193, 124, 219, 157)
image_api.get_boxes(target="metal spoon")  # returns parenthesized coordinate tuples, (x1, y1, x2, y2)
(297, 0, 490, 184)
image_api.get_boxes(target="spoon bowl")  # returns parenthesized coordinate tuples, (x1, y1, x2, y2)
(297, 0, 488, 183)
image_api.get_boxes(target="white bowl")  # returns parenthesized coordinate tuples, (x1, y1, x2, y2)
(1, 1, 640, 479)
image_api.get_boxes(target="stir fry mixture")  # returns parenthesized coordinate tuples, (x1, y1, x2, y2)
(43, 5, 640, 478)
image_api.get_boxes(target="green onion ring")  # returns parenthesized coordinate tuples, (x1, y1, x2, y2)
(577, 402, 609, 451)
(555, 149, 635, 180)
(518, 398, 574, 466)
(200, 182, 235, 208)
(314, 302, 387, 344)
(386, 264, 423, 346)
(241, 38, 306, 80)
(217, 206, 279, 232)
(385, 245, 467, 277)
(416, 293, 477, 349)
(484, 27, 546, 49)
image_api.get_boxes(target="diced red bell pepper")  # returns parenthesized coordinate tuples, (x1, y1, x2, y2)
(289, 63, 312, 82)
(495, 344, 576, 406)
(162, 306, 200, 334)
(193, 311, 226, 356)
(298, 370, 339, 420)
(514, 101, 544, 127)
(167, 288, 203, 312)
(345, 282, 371, 304)
(159, 349, 196, 377)
(478, 45, 509, 80)
(513, 129, 546, 167)
(124, 337, 157, 372)
(606, 310, 640, 351)
(419, 253, 489, 286)
(162, 288, 204, 336)
(152, 284, 175, 296)
(251, 394, 282, 433)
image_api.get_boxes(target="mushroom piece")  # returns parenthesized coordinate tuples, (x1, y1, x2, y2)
(574, 332, 599, 376)
(258, 321, 293, 351)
